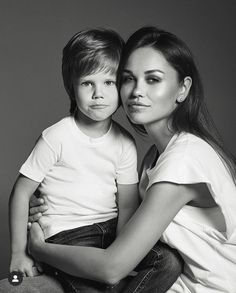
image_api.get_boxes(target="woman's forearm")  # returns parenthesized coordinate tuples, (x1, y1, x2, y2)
(32, 241, 118, 284)
(30, 182, 191, 285)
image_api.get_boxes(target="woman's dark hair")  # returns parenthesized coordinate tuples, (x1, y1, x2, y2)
(118, 26, 236, 182)
(62, 28, 124, 115)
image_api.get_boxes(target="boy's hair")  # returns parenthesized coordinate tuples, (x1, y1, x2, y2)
(62, 28, 124, 115)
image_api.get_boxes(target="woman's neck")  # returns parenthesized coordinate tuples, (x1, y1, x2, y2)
(145, 120, 175, 154)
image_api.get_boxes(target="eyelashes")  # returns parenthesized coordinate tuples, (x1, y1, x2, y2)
(121, 75, 161, 84)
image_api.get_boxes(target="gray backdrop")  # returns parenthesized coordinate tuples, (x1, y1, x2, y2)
(0, 0, 236, 279)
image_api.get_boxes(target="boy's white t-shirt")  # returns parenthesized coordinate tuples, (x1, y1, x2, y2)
(20, 116, 138, 239)
(139, 132, 236, 293)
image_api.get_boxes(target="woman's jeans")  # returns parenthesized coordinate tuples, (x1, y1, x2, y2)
(44, 217, 183, 293)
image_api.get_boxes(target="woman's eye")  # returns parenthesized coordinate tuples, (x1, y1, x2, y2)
(147, 77, 160, 84)
(122, 76, 134, 83)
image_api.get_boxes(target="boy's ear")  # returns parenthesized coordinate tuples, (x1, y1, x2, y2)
(176, 77, 192, 103)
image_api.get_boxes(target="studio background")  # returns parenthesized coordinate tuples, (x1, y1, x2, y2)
(0, 0, 235, 279)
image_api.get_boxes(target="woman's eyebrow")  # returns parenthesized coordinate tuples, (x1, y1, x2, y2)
(144, 69, 164, 74)
(122, 69, 164, 74)
(122, 69, 133, 74)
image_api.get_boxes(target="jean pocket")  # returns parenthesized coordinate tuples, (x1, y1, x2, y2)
(94, 218, 117, 248)
(46, 224, 103, 247)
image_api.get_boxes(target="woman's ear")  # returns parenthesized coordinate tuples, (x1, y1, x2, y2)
(176, 77, 192, 103)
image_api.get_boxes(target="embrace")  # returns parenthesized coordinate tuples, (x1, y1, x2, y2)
(1, 26, 236, 293)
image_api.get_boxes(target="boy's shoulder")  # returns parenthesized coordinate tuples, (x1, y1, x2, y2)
(42, 116, 73, 140)
(112, 120, 135, 143)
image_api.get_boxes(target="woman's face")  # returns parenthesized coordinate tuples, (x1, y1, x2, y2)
(120, 46, 183, 128)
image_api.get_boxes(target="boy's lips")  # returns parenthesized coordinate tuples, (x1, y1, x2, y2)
(90, 104, 109, 109)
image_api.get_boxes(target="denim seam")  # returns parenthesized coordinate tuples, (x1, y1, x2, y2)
(132, 258, 159, 293)
(94, 223, 106, 248)
(151, 247, 163, 258)
(69, 278, 80, 293)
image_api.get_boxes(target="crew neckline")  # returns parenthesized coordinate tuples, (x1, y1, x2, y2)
(147, 132, 179, 174)
(71, 116, 113, 145)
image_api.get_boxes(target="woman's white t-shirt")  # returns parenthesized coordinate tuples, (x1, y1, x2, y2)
(139, 132, 236, 293)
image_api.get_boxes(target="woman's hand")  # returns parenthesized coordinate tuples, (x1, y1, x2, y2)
(28, 195, 48, 228)
(28, 222, 45, 258)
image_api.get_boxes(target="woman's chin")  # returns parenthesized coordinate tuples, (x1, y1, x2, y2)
(128, 113, 146, 125)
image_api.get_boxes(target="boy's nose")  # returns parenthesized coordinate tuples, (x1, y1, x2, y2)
(92, 93, 104, 99)
(92, 86, 104, 99)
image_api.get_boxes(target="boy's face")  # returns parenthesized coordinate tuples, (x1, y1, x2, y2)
(74, 70, 119, 122)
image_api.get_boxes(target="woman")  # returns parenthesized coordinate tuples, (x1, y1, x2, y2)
(3, 26, 236, 292)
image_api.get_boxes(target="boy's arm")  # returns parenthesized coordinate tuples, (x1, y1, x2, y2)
(9, 174, 40, 276)
(116, 183, 140, 234)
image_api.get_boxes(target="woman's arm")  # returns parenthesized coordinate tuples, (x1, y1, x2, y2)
(29, 181, 195, 284)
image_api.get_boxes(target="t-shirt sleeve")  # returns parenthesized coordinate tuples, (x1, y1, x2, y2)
(19, 134, 59, 182)
(116, 140, 139, 184)
(147, 153, 209, 190)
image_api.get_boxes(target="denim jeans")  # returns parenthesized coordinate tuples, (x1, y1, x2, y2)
(118, 241, 183, 293)
(44, 218, 183, 293)
(44, 217, 118, 293)
(0, 219, 183, 293)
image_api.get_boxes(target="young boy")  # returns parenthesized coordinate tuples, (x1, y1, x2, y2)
(9, 29, 139, 291)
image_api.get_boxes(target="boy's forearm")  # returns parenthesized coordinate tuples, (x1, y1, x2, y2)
(116, 183, 140, 234)
(9, 176, 40, 255)
(9, 191, 29, 254)
(116, 206, 138, 234)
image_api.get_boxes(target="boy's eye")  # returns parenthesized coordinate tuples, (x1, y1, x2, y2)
(81, 81, 93, 87)
(105, 80, 116, 86)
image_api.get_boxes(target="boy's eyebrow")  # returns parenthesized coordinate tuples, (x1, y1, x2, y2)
(122, 69, 164, 74)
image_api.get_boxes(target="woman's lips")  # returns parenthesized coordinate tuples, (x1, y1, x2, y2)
(128, 102, 151, 110)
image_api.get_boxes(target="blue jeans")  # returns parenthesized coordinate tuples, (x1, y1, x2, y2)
(44, 217, 118, 293)
(44, 218, 183, 293)
(0, 219, 183, 292)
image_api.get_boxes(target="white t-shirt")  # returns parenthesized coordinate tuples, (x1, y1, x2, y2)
(139, 132, 236, 293)
(20, 116, 138, 239)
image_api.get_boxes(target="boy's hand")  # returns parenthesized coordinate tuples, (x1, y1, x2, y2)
(10, 252, 37, 277)
(28, 222, 45, 258)
(28, 195, 48, 228)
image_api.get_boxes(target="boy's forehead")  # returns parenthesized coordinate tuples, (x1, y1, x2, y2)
(81, 66, 117, 78)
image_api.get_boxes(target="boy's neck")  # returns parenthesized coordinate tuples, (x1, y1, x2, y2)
(74, 113, 112, 138)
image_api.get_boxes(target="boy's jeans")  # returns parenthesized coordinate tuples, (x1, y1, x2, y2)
(45, 218, 183, 293)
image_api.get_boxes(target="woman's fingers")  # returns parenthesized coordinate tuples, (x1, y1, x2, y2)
(29, 195, 44, 208)
(28, 213, 42, 223)
(29, 204, 47, 215)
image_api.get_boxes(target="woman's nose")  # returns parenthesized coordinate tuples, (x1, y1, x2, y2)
(132, 81, 144, 98)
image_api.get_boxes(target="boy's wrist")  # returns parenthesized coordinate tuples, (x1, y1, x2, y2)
(11, 249, 27, 256)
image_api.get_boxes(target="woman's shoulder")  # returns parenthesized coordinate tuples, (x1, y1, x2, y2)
(169, 132, 217, 160)
(147, 132, 228, 185)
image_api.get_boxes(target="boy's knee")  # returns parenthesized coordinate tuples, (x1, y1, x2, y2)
(0, 278, 25, 293)
(156, 242, 184, 276)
